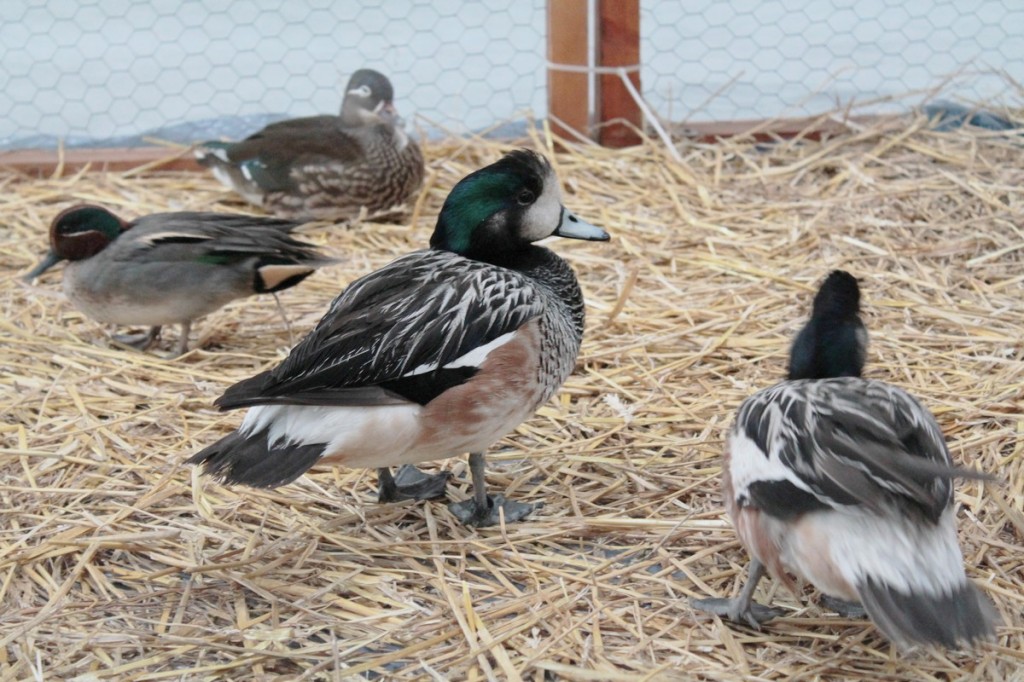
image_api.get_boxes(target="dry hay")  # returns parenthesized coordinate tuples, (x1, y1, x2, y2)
(1, 114, 1022, 681)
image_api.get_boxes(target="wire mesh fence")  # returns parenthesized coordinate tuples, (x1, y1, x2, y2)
(0, 0, 546, 149)
(0, 1, 1021, 151)
(642, 0, 1023, 125)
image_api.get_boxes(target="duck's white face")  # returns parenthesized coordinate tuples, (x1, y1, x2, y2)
(519, 165, 562, 242)
(520, 166, 608, 244)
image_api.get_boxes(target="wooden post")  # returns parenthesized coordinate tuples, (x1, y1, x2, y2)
(547, 0, 591, 141)
(597, 0, 641, 147)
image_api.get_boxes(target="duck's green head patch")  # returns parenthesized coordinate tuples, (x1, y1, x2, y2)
(430, 149, 552, 260)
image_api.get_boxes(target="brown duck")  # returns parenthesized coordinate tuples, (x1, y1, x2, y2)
(195, 69, 424, 222)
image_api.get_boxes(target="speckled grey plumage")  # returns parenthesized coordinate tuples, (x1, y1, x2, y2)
(27, 206, 335, 355)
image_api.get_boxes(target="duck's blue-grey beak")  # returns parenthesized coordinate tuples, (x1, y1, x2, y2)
(23, 251, 62, 281)
(554, 207, 609, 241)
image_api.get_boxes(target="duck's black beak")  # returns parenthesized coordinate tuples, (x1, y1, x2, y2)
(553, 207, 609, 241)
(23, 252, 62, 281)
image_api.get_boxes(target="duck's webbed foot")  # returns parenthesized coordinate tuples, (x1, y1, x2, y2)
(113, 325, 162, 351)
(377, 465, 451, 503)
(691, 559, 786, 629)
(446, 452, 540, 527)
(691, 596, 786, 630)
(819, 594, 866, 618)
(448, 493, 540, 527)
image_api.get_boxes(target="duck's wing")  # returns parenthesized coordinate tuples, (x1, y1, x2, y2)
(215, 249, 546, 409)
(112, 214, 334, 291)
(734, 378, 986, 523)
(116, 214, 318, 255)
(248, 114, 343, 135)
(214, 118, 374, 193)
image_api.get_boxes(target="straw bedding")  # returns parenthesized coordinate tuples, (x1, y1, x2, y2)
(1, 116, 1022, 680)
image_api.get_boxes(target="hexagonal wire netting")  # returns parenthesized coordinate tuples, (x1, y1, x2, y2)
(0, 0, 546, 149)
(1, 1, 1021, 150)
(643, 0, 1023, 124)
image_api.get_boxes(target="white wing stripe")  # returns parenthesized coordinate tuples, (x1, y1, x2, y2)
(406, 330, 517, 376)
(729, 427, 817, 499)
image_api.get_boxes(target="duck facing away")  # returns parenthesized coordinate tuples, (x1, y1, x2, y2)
(24, 205, 336, 356)
(189, 150, 610, 526)
(195, 68, 424, 222)
(692, 271, 998, 649)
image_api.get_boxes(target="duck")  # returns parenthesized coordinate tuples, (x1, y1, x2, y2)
(692, 270, 998, 649)
(188, 149, 609, 526)
(194, 68, 424, 222)
(24, 205, 337, 356)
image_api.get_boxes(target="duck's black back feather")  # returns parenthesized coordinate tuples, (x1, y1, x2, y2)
(214, 249, 546, 410)
(378, 366, 480, 406)
(746, 479, 833, 520)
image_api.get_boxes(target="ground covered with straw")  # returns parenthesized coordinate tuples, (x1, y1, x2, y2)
(1, 117, 1022, 680)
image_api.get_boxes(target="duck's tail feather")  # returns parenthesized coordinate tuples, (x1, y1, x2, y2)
(794, 508, 998, 649)
(858, 576, 998, 649)
(194, 142, 262, 199)
(254, 262, 319, 294)
(193, 141, 233, 166)
(188, 428, 325, 488)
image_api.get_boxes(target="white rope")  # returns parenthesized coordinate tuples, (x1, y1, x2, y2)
(547, 62, 641, 75)
(615, 66, 684, 164)
(546, 61, 684, 164)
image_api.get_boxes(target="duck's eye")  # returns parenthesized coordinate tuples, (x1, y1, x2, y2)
(348, 84, 372, 98)
(516, 189, 535, 205)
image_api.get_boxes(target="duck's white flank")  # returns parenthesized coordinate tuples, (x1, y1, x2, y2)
(785, 507, 968, 599)
(239, 403, 422, 469)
